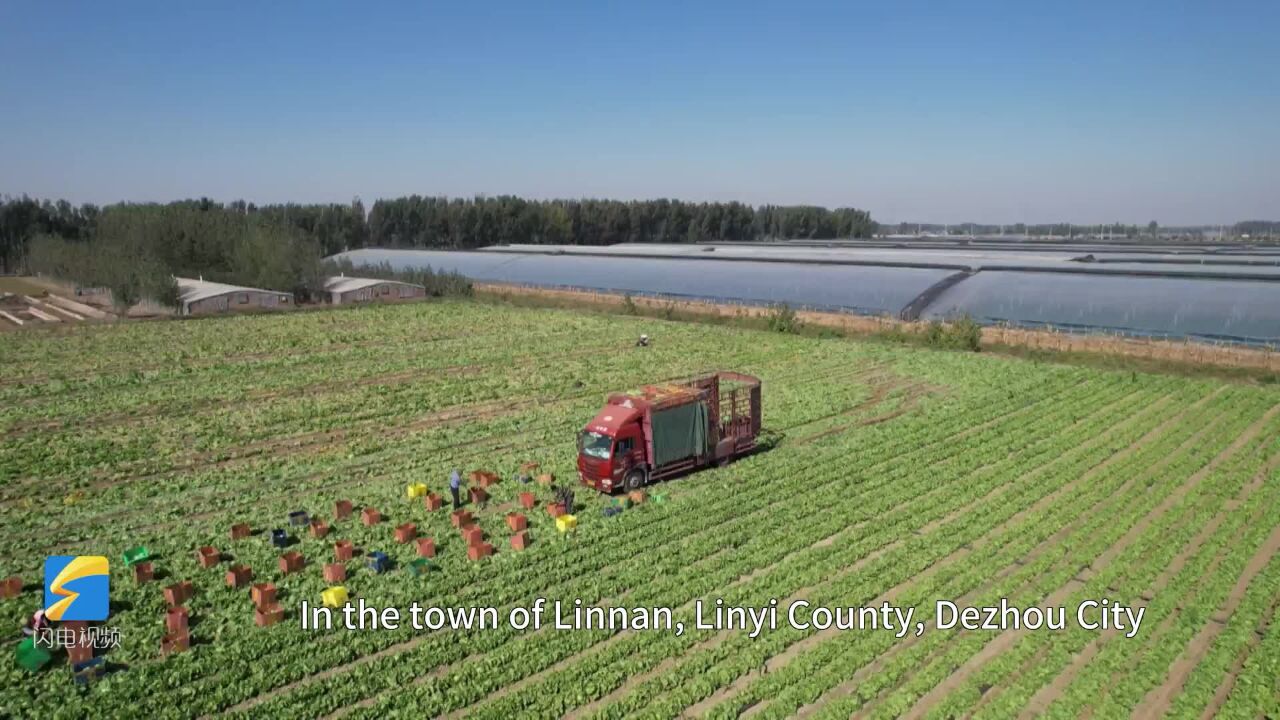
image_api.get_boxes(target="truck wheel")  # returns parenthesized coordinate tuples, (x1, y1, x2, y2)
(624, 469, 646, 492)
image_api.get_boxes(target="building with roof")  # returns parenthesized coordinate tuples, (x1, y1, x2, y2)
(175, 277, 293, 316)
(323, 275, 426, 305)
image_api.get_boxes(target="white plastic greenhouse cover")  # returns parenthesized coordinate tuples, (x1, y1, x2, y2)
(332, 247, 1280, 346)
(332, 248, 953, 316)
(921, 271, 1280, 345)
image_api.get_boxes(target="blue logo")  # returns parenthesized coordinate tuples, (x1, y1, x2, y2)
(44, 556, 110, 621)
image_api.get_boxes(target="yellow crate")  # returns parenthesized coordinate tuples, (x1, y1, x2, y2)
(322, 586, 349, 608)
(555, 514, 578, 533)
(406, 483, 427, 499)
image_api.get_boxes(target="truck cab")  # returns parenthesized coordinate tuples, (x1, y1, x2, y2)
(577, 406, 645, 493)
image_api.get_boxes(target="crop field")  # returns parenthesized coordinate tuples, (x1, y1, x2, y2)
(1, 300, 1278, 719)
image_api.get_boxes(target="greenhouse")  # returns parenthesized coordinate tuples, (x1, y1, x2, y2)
(332, 245, 1280, 346)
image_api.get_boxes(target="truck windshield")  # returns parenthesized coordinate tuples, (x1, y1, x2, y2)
(579, 431, 613, 460)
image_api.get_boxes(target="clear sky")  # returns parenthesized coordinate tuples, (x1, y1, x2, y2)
(1, 1, 1276, 225)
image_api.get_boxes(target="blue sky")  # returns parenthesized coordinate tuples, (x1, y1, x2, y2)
(1, 1, 1276, 224)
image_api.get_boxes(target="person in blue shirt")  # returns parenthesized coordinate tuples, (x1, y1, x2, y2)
(449, 469, 464, 509)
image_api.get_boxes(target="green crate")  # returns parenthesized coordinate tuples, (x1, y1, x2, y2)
(122, 546, 150, 567)
(407, 558, 435, 576)
(16, 637, 51, 672)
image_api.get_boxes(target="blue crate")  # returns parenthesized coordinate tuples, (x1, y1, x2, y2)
(366, 551, 390, 574)
(270, 529, 289, 548)
(288, 510, 309, 527)
(72, 657, 105, 685)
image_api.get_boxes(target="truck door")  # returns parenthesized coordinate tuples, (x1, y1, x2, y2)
(612, 436, 635, 483)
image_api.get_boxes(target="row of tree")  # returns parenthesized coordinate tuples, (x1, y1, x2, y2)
(365, 196, 875, 247)
(1, 194, 877, 276)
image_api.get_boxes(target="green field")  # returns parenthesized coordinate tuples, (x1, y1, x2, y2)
(1, 301, 1278, 719)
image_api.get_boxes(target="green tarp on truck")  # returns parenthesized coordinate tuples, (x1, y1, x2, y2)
(649, 401, 710, 466)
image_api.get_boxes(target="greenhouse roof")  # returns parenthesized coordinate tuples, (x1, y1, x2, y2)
(330, 246, 1280, 346)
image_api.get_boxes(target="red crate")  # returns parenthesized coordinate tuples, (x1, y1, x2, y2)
(196, 546, 220, 569)
(335, 499, 353, 520)
(467, 542, 494, 561)
(323, 563, 346, 583)
(165, 606, 189, 633)
(416, 537, 436, 558)
(334, 540, 354, 561)
(510, 532, 530, 551)
(250, 582, 276, 608)
(132, 562, 153, 584)
(161, 630, 189, 655)
(230, 523, 251, 541)
(254, 602, 284, 627)
(361, 507, 381, 526)
(469, 487, 489, 505)
(505, 513, 528, 532)
(0, 576, 20, 598)
(310, 520, 330, 539)
(394, 522, 416, 544)
(278, 551, 304, 574)
(163, 581, 193, 608)
(462, 525, 484, 546)
(450, 510, 472, 528)
(519, 492, 536, 509)
(225, 564, 253, 589)
(547, 503, 566, 518)
(424, 493, 443, 511)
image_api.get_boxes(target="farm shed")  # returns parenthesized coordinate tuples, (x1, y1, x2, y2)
(323, 276, 426, 305)
(175, 277, 293, 316)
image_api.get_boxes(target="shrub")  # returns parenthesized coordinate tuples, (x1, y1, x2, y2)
(766, 303, 800, 334)
(922, 315, 981, 352)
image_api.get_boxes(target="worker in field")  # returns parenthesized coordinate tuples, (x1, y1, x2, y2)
(21, 609, 48, 639)
(449, 468, 464, 509)
(553, 484, 575, 513)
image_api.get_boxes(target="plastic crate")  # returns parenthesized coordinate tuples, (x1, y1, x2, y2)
(16, 637, 51, 672)
(122, 546, 150, 567)
(366, 552, 390, 574)
(321, 586, 348, 608)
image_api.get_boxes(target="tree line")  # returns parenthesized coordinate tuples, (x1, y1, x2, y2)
(0, 194, 875, 309)
(366, 196, 875, 247)
(1, 195, 876, 273)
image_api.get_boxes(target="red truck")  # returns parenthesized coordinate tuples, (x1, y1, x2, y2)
(577, 371, 762, 493)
